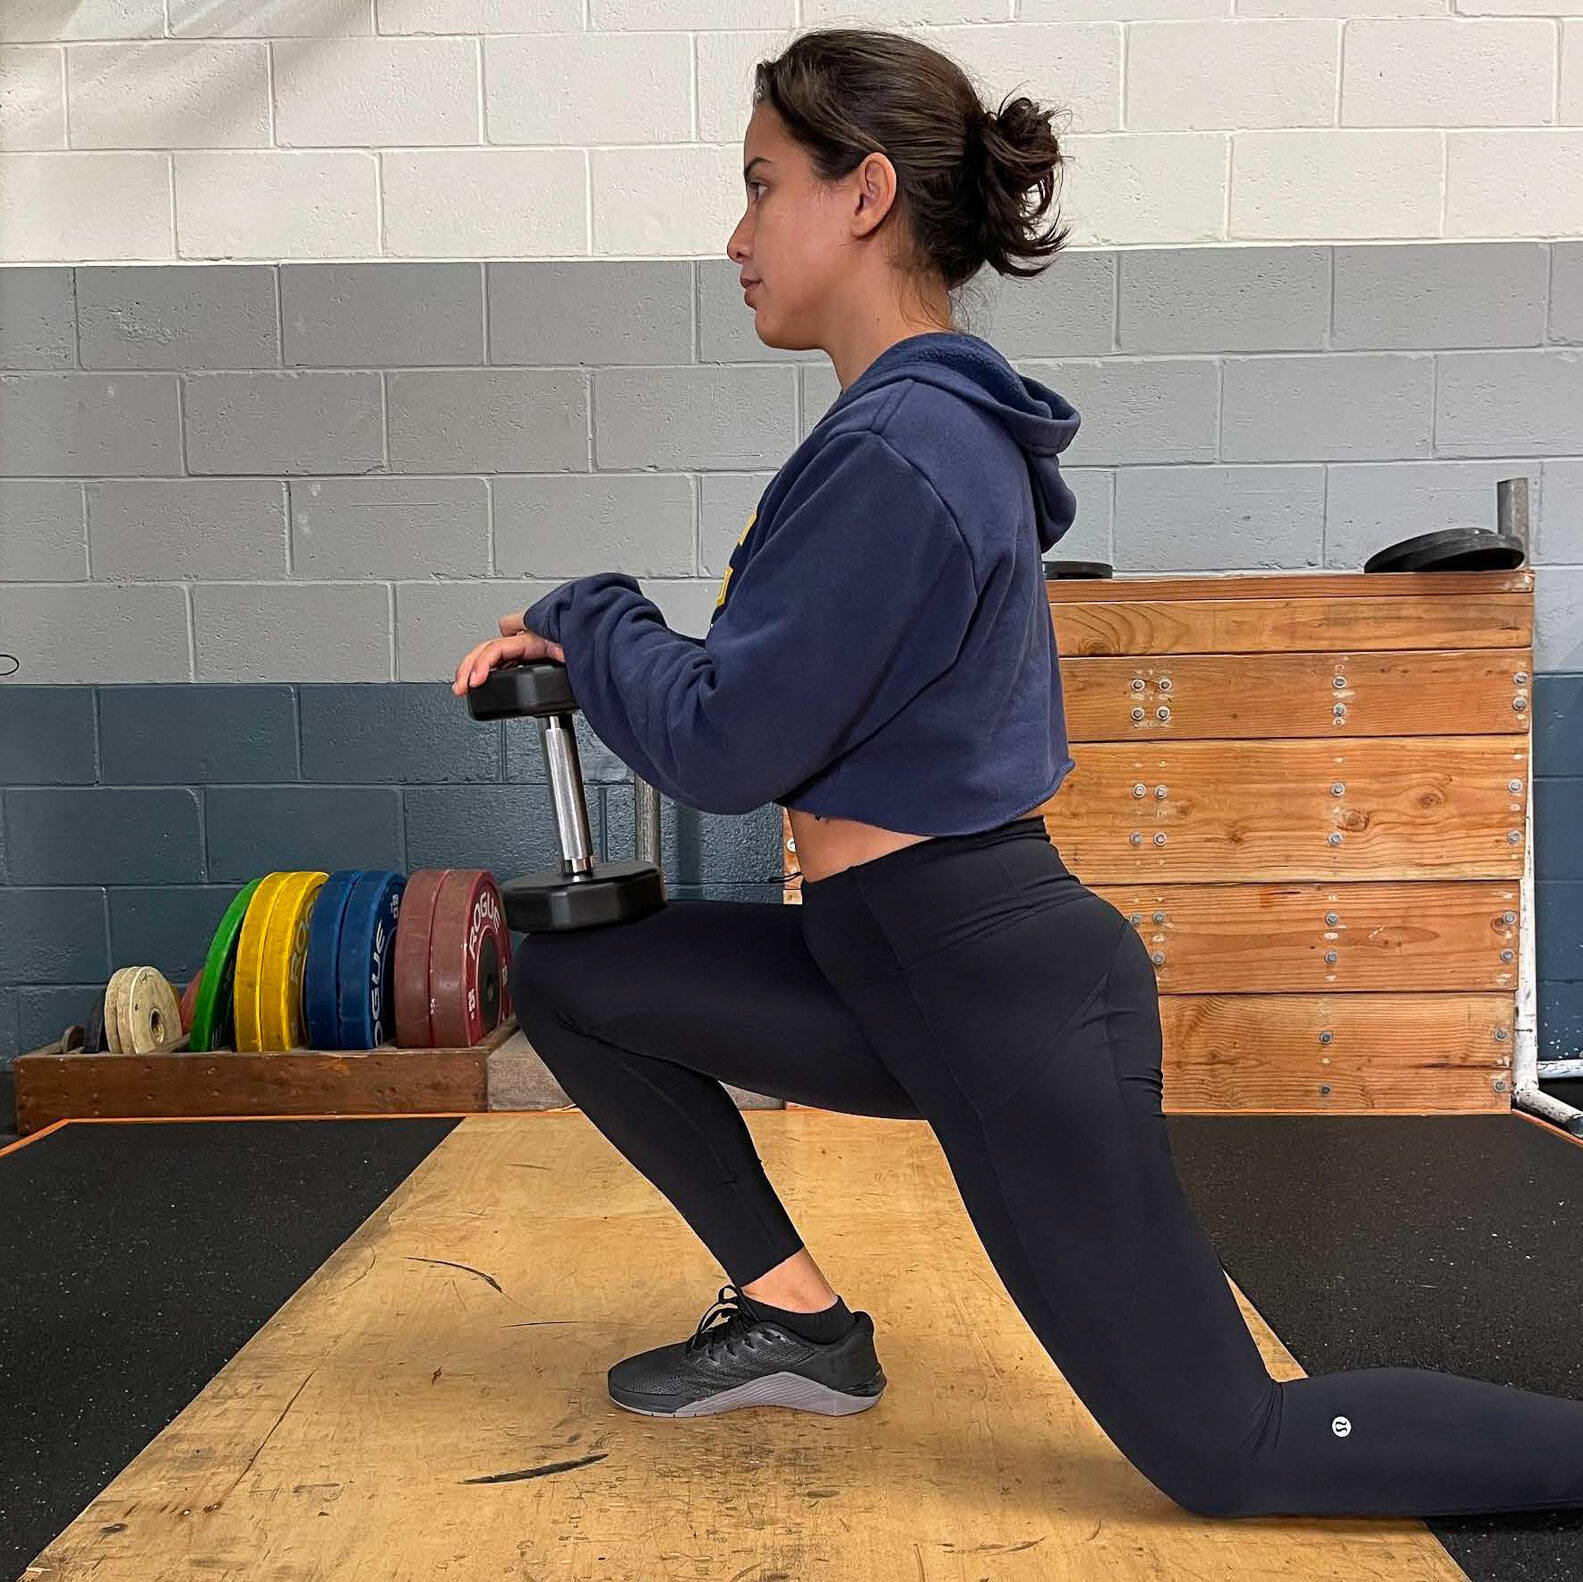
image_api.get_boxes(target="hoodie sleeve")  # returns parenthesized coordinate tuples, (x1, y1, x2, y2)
(520, 429, 978, 815)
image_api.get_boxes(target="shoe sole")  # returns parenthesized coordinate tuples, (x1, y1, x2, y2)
(609, 1369, 886, 1419)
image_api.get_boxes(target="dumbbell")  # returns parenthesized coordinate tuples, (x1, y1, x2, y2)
(466, 659, 667, 932)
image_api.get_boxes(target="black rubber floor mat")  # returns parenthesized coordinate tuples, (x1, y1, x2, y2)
(1171, 1113, 1583, 1579)
(1, 1117, 460, 1582)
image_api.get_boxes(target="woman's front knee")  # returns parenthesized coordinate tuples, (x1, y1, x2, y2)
(511, 934, 587, 1032)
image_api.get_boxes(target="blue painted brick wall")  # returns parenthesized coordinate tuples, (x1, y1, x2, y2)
(0, 683, 784, 1064)
(2, 676, 1577, 1071)
(1536, 674, 1583, 1063)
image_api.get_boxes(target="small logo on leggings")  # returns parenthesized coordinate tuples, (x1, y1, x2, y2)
(1331, 1416, 1352, 1438)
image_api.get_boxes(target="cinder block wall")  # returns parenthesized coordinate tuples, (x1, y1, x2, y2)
(1, 5, 1581, 1068)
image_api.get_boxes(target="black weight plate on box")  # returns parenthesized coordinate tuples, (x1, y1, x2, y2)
(1364, 527, 1526, 574)
(1043, 559, 1114, 580)
(83, 993, 106, 1055)
(1391, 535, 1527, 572)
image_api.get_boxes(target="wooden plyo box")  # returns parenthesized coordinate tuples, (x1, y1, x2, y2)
(784, 568, 1534, 1118)
(11, 1020, 518, 1136)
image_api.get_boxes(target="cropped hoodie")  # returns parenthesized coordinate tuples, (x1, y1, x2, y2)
(520, 329, 1083, 837)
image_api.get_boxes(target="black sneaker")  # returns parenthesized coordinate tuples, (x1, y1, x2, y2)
(607, 1283, 888, 1419)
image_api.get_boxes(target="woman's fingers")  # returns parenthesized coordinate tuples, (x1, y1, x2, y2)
(468, 637, 513, 686)
(452, 636, 517, 694)
(451, 628, 564, 695)
(498, 609, 526, 638)
(451, 641, 484, 695)
(451, 638, 494, 695)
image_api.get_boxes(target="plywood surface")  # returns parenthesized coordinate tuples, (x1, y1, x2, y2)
(1047, 577, 1530, 657)
(26, 1111, 1468, 1581)
(1058, 649, 1529, 738)
(1040, 737, 1528, 881)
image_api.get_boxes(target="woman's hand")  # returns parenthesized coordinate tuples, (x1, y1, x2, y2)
(451, 610, 567, 696)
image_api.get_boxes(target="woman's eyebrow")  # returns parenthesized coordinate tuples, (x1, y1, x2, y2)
(744, 157, 773, 181)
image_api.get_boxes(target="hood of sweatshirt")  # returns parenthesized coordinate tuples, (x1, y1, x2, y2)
(818, 330, 1083, 552)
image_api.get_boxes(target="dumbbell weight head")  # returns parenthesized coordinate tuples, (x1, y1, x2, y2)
(501, 861, 667, 933)
(464, 658, 668, 934)
(464, 659, 577, 719)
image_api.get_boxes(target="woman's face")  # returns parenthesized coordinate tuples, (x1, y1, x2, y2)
(727, 103, 890, 353)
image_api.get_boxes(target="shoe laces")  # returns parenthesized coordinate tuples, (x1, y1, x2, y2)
(683, 1283, 763, 1359)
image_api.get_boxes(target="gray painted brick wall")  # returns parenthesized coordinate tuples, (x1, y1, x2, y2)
(1, 243, 1580, 684)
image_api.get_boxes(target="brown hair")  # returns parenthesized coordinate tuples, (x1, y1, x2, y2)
(751, 27, 1073, 310)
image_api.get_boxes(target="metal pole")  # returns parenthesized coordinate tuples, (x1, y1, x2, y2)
(1497, 475, 1531, 561)
(634, 775, 662, 871)
(1498, 479, 1583, 1131)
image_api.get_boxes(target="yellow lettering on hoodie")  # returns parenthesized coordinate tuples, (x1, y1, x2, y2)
(715, 509, 756, 611)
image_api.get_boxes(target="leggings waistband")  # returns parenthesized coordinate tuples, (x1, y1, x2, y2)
(800, 813, 1060, 893)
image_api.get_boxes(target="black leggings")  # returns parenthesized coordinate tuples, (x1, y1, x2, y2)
(511, 814, 1583, 1519)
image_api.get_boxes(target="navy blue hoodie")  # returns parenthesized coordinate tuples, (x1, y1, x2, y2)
(520, 329, 1082, 836)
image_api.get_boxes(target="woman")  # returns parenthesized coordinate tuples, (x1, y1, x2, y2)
(452, 27, 1583, 1520)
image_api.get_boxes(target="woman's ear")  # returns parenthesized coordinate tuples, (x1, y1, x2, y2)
(850, 151, 899, 237)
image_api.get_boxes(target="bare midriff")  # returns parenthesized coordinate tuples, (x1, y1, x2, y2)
(786, 808, 933, 886)
(787, 801, 1051, 886)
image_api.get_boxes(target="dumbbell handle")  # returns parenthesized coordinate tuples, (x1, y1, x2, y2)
(539, 712, 596, 878)
(463, 660, 596, 878)
(464, 658, 662, 878)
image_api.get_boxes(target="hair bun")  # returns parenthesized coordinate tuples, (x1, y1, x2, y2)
(992, 97, 1041, 150)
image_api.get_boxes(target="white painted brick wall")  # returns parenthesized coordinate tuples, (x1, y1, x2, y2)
(1342, 20, 1557, 126)
(1448, 130, 1583, 234)
(0, 152, 173, 260)
(0, 45, 65, 149)
(1565, 23, 1582, 124)
(1128, 22, 1341, 129)
(174, 151, 382, 258)
(274, 37, 482, 146)
(68, 42, 273, 148)
(169, 0, 380, 38)
(0, 2, 165, 43)
(1231, 129, 1444, 238)
(592, 144, 743, 253)
(1054, 134, 1231, 244)
(0, 5, 1577, 259)
(485, 34, 693, 142)
(383, 148, 588, 255)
